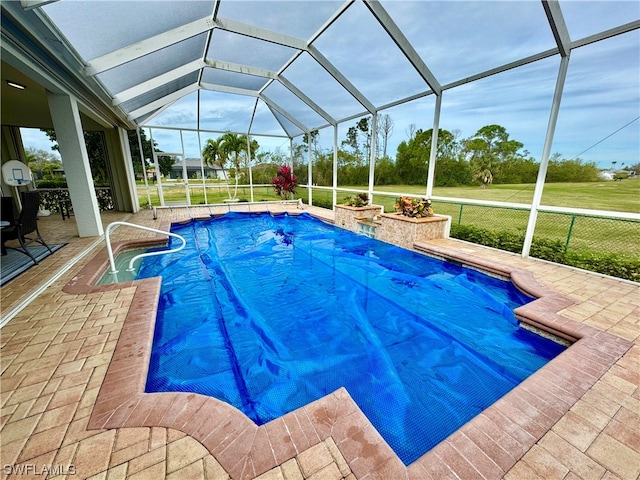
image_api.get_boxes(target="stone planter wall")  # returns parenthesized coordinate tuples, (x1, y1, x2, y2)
(334, 204, 383, 233)
(335, 205, 450, 250)
(376, 213, 451, 249)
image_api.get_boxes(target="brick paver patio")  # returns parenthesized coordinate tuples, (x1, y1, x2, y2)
(1, 206, 638, 479)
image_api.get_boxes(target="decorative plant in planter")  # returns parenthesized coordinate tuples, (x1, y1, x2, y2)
(272, 165, 297, 199)
(343, 193, 369, 207)
(394, 196, 434, 218)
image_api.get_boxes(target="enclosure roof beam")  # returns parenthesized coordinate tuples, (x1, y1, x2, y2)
(307, 0, 355, 45)
(265, 103, 293, 138)
(364, 0, 442, 96)
(204, 58, 278, 79)
(542, 0, 572, 57)
(443, 48, 559, 91)
(307, 45, 376, 114)
(200, 82, 258, 97)
(278, 75, 336, 126)
(213, 17, 307, 51)
(128, 84, 199, 121)
(20, 0, 59, 10)
(113, 59, 205, 106)
(571, 20, 640, 50)
(260, 94, 309, 133)
(134, 108, 168, 127)
(86, 16, 214, 75)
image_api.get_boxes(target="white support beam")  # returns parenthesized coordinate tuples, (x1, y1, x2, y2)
(443, 48, 558, 91)
(364, 0, 442, 96)
(542, 0, 572, 57)
(86, 16, 215, 75)
(117, 126, 140, 213)
(308, 0, 355, 44)
(246, 128, 255, 202)
(113, 59, 205, 106)
(426, 94, 442, 199)
(265, 103, 294, 138)
(47, 92, 103, 237)
(199, 82, 258, 97)
(367, 112, 377, 203)
(20, 0, 59, 10)
(571, 20, 640, 50)
(148, 129, 165, 206)
(179, 131, 190, 205)
(307, 45, 376, 113)
(332, 125, 338, 208)
(204, 58, 278, 79)
(134, 104, 172, 126)
(260, 94, 309, 133)
(522, 54, 570, 258)
(247, 97, 258, 134)
(127, 84, 199, 120)
(377, 89, 433, 112)
(307, 134, 313, 206)
(136, 129, 152, 207)
(213, 17, 307, 51)
(278, 75, 336, 126)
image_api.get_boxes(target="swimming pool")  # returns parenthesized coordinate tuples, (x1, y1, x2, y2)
(141, 212, 566, 465)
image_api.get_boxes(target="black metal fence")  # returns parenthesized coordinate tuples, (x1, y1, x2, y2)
(37, 187, 114, 214)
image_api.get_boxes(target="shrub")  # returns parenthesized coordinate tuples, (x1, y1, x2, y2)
(394, 196, 434, 218)
(344, 193, 369, 207)
(272, 165, 297, 199)
(36, 178, 68, 188)
(449, 224, 640, 281)
(312, 198, 333, 210)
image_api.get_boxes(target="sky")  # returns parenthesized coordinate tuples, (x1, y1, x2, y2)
(21, 0, 640, 170)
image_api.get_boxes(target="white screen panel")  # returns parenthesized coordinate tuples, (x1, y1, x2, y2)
(43, 0, 214, 60)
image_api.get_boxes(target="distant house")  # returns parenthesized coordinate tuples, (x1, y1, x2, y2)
(51, 168, 65, 179)
(598, 171, 614, 180)
(169, 158, 226, 180)
(598, 169, 635, 181)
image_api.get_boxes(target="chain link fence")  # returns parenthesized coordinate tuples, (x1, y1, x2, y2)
(434, 200, 640, 281)
(364, 194, 640, 260)
(534, 211, 640, 257)
(433, 200, 640, 259)
(363, 193, 640, 280)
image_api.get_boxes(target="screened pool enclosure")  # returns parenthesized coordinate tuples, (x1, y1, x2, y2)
(1, 0, 638, 258)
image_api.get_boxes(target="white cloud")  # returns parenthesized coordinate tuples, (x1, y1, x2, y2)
(20, 129, 60, 159)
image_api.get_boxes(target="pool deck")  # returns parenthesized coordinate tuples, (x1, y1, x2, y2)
(1, 205, 638, 480)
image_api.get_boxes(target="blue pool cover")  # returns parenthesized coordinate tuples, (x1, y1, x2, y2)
(142, 212, 565, 465)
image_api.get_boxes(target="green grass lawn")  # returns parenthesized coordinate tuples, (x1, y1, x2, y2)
(137, 183, 282, 206)
(138, 178, 640, 213)
(342, 179, 639, 213)
(137, 179, 639, 258)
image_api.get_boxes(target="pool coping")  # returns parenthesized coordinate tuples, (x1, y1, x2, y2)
(67, 215, 633, 480)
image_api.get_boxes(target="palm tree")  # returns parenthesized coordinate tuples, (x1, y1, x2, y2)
(220, 133, 248, 200)
(202, 138, 232, 199)
(203, 133, 260, 200)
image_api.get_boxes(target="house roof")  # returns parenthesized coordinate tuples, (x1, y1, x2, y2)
(171, 158, 222, 169)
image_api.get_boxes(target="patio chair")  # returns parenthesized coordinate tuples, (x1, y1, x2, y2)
(0, 191, 52, 263)
(1, 196, 16, 256)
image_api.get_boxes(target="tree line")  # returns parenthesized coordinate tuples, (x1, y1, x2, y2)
(289, 122, 603, 187)
(28, 118, 633, 190)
